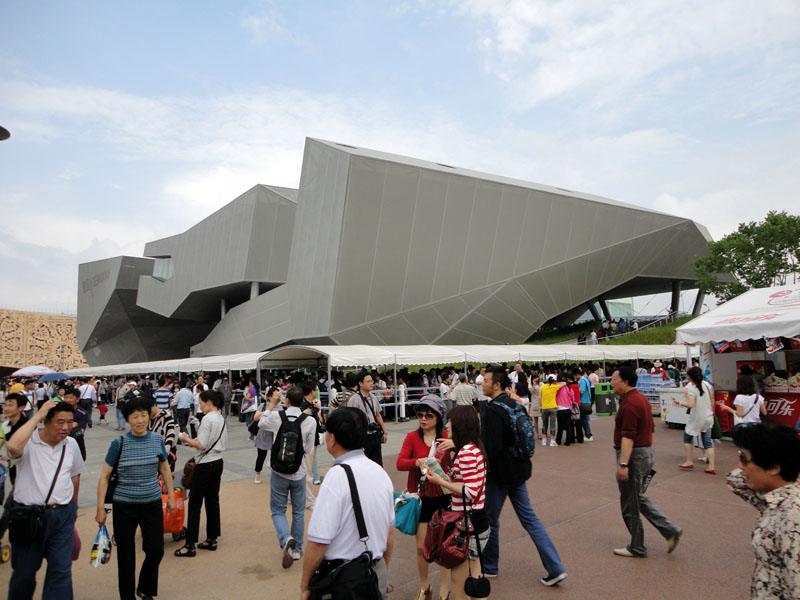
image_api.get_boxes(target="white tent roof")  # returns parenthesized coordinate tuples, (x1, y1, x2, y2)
(67, 344, 697, 377)
(676, 284, 800, 344)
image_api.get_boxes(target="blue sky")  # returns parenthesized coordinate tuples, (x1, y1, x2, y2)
(1, 0, 798, 315)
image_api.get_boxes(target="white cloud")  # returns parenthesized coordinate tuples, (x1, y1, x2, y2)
(240, 12, 293, 45)
(451, 0, 800, 113)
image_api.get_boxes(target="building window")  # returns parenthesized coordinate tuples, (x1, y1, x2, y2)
(152, 257, 174, 281)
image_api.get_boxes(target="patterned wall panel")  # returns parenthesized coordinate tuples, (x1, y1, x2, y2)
(0, 309, 89, 370)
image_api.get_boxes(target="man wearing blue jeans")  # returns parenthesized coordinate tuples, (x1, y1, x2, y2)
(480, 366, 567, 587)
(255, 386, 316, 569)
(7, 400, 85, 600)
(575, 369, 594, 442)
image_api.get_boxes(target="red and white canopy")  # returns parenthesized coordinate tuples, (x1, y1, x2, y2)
(676, 284, 800, 345)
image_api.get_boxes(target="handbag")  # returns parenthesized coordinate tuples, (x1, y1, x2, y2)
(104, 435, 124, 504)
(394, 490, 422, 535)
(247, 403, 264, 436)
(181, 420, 226, 489)
(8, 445, 66, 544)
(308, 463, 382, 600)
(423, 488, 472, 569)
(711, 415, 722, 440)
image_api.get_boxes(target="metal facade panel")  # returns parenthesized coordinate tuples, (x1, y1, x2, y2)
(460, 181, 500, 291)
(366, 161, 418, 321)
(401, 170, 447, 309)
(403, 305, 451, 342)
(432, 176, 474, 303)
(292, 141, 350, 338)
(369, 315, 427, 345)
(487, 188, 522, 285)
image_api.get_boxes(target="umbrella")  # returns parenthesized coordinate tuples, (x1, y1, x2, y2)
(11, 365, 54, 378)
(39, 372, 70, 383)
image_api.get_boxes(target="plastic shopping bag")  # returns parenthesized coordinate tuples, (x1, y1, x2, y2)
(90, 524, 112, 567)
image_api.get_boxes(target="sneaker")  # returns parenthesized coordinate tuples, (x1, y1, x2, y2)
(540, 572, 567, 586)
(613, 547, 638, 557)
(541, 438, 547, 446)
(313, 478, 321, 485)
(667, 529, 682, 554)
(549, 440, 557, 447)
(585, 436, 594, 442)
(292, 550, 303, 560)
(484, 572, 498, 579)
(254, 474, 261, 484)
(281, 538, 296, 569)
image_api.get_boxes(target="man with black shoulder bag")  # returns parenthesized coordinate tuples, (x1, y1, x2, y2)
(6, 399, 85, 599)
(301, 407, 394, 600)
(347, 371, 387, 466)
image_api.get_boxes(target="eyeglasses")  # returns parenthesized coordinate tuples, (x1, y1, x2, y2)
(417, 412, 435, 420)
(738, 450, 752, 465)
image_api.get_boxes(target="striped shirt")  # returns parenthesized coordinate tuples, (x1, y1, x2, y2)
(148, 409, 177, 460)
(104, 431, 167, 504)
(449, 444, 486, 511)
(152, 387, 173, 410)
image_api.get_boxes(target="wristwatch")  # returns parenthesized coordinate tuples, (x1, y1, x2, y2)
(619, 462, 628, 468)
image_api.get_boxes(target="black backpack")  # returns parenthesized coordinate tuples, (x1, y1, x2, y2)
(271, 412, 309, 474)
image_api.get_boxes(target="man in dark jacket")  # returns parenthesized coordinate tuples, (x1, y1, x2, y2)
(480, 366, 567, 586)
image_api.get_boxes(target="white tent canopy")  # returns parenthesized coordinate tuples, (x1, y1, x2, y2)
(66, 344, 697, 377)
(676, 284, 800, 344)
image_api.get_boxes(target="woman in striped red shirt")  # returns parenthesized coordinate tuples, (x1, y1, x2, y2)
(426, 406, 489, 600)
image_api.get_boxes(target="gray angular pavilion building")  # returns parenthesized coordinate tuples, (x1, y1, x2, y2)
(77, 138, 712, 365)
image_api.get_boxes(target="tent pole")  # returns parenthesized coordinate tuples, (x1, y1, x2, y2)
(394, 362, 398, 423)
(685, 345, 693, 369)
(327, 361, 332, 417)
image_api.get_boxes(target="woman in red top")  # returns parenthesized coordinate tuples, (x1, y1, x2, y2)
(427, 405, 488, 600)
(397, 396, 452, 600)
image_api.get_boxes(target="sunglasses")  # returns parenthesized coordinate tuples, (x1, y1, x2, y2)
(738, 450, 752, 465)
(417, 412, 435, 420)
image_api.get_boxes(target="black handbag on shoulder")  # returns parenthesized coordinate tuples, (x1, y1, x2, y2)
(307, 463, 382, 600)
(104, 435, 124, 504)
(8, 445, 66, 544)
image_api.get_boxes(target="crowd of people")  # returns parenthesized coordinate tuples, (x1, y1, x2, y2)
(0, 356, 798, 599)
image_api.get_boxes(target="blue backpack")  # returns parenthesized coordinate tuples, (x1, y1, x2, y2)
(494, 400, 536, 460)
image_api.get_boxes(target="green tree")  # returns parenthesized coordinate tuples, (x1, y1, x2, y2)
(693, 211, 800, 302)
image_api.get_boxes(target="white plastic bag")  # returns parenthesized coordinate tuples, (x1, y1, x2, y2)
(90, 524, 112, 567)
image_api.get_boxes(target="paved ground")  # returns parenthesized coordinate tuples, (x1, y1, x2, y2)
(0, 413, 756, 599)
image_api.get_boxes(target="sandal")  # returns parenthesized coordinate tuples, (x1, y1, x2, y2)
(415, 586, 431, 600)
(704, 469, 716, 475)
(198, 539, 217, 551)
(174, 544, 196, 557)
(386, 582, 394, 594)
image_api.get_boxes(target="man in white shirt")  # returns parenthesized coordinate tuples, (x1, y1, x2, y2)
(475, 367, 486, 386)
(7, 399, 85, 599)
(301, 407, 394, 600)
(255, 386, 316, 569)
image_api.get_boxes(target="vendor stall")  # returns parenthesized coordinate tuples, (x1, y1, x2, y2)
(676, 284, 800, 433)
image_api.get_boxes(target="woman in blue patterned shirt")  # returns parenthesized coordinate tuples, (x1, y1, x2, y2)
(96, 394, 176, 600)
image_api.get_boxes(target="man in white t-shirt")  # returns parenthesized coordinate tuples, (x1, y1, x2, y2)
(300, 407, 394, 600)
(475, 367, 486, 386)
